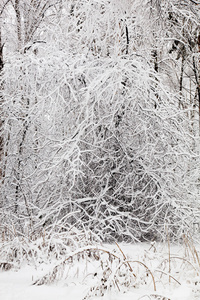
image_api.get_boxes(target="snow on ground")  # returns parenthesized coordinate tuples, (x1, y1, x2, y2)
(0, 242, 199, 300)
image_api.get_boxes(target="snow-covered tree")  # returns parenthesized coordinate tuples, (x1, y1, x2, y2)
(0, 0, 199, 244)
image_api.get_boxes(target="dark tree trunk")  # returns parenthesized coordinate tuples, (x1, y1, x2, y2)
(0, 28, 4, 179)
(198, 34, 200, 134)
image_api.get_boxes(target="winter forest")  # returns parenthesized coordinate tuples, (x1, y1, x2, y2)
(0, 0, 200, 299)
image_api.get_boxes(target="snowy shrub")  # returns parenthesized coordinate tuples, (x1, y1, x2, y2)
(33, 244, 157, 298)
(0, 224, 100, 268)
(0, 48, 198, 243)
(30, 240, 200, 299)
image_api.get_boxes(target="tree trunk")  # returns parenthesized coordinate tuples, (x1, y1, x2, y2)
(198, 34, 200, 135)
(0, 27, 4, 180)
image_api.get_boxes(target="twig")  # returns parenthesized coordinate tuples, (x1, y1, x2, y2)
(115, 241, 136, 277)
(124, 260, 156, 292)
(166, 226, 171, 284)
(155, 269, 181, 285)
